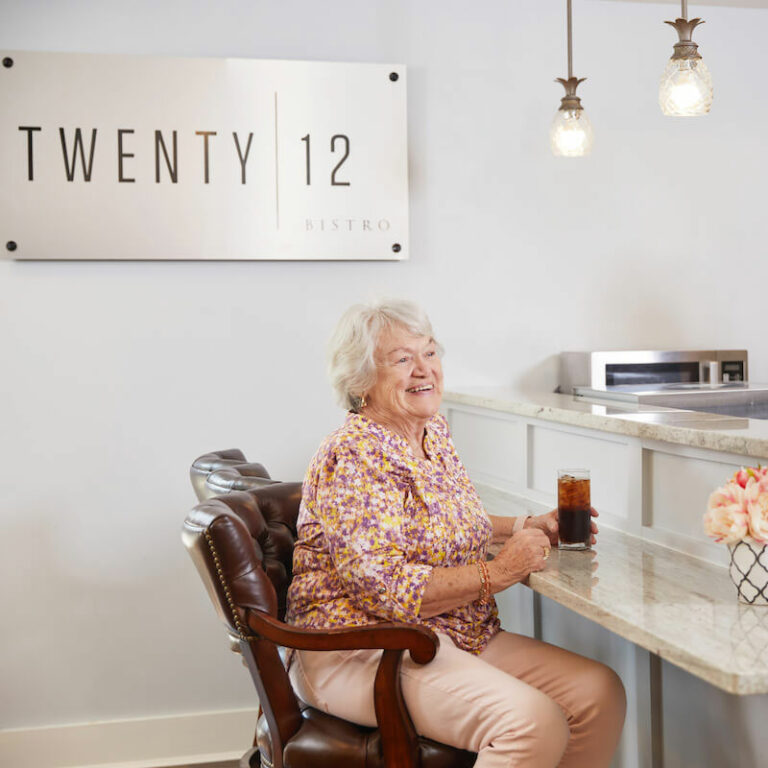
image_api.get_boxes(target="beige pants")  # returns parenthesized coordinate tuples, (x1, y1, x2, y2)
(290, 630, 626, 768)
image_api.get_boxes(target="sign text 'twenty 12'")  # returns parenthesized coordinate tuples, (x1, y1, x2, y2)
(0, 52, 409, 260)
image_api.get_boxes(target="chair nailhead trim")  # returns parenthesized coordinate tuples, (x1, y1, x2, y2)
(204, 529, 251, 641)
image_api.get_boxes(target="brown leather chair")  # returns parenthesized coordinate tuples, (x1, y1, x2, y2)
(182, 483, 476, 768)
(190, 449, 275, 501)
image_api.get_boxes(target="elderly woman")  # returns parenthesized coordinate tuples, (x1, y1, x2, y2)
(286, 299, 625, 768)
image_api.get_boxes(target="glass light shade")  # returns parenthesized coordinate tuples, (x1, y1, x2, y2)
(550, 108, 594, 157)
(659, 58, 713, 116)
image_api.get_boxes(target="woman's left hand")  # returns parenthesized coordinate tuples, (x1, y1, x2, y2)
(526, 508, 600, 546)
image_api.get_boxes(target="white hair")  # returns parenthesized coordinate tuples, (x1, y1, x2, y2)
(328, 298, 443, 412)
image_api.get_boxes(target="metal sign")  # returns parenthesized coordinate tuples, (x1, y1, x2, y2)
(0, 51, 409, 261)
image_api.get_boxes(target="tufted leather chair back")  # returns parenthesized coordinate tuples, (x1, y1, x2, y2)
(183, 482, 302, 626)
(183, 482, 304, 768)
(190, 449, 275, 502)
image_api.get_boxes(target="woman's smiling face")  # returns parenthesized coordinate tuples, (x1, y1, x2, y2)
(366, 324, 444, 427)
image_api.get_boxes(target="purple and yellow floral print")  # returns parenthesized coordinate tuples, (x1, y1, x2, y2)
(286, 412, 500, 654)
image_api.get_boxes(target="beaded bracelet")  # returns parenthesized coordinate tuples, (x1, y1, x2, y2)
(476, 559, 491, 605)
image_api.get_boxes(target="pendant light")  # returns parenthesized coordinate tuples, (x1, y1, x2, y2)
(551, 0, 593, 157)
(659, 0, 713, 116)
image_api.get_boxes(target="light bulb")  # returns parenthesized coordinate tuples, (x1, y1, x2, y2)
(659, 57, 713, 116)
(550, 108, 594, 157)
(659, 59, 712, 117)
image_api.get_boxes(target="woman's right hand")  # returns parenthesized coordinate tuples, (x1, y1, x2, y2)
(488, 528, 552, 591)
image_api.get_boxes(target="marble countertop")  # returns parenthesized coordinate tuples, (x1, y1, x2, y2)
(477, 484, 768, 695)
(444, 386, 768, 459)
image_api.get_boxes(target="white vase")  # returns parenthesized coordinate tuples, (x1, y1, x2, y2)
(728, 538, 768, 605)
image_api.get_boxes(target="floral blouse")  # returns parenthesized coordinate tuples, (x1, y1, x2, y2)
(285, 412, 500, 654)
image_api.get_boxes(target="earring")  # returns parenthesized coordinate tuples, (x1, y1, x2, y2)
(360, 394, 367, 409)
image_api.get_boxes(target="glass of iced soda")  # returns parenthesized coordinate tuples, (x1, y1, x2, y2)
(557, 469, 591, 550)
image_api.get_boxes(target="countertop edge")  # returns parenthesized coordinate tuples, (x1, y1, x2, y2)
(444, 390, 768, 460)
(524, 576, 764, 696)
(476, 483, 768, 696)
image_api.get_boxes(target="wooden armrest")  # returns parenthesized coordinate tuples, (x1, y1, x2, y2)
(245, 610, 439, 664)
(245, 609, 435, 768)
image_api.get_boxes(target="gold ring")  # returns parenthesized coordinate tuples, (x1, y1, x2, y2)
(542, 546, 551, 560)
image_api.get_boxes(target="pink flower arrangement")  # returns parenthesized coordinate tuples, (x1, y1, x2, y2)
(704, 466, 768, 544)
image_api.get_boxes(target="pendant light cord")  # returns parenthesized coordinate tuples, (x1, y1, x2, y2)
(682, 0, 687, 19)
(567, 0, 573, 79)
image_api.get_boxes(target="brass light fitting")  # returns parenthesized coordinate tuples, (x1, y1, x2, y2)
(659, 0, 713, 116)
(550, 0, 593, 157)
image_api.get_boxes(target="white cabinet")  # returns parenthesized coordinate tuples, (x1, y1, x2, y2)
(443, 395, 768, 768)
(444, 401, 746, 566)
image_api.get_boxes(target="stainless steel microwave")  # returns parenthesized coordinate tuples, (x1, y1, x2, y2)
(559, 350, 749, 394)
